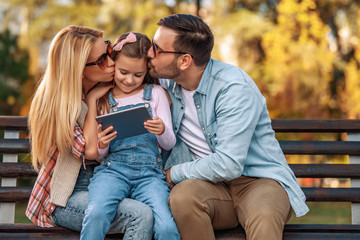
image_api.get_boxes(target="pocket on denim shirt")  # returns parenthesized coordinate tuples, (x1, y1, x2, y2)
(206, 120, 217, 146)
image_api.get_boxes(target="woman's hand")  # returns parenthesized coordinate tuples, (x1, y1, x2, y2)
(144, 116, 165, 135)
(85, 82, 113, 104)
(97, 124, 117, 149)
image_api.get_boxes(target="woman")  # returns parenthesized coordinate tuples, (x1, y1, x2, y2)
(25, 25, 153, 239)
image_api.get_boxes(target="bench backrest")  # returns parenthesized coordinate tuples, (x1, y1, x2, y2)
(1, 117, 360, 224)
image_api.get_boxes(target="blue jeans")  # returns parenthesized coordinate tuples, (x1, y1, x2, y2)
(81, 160, 180, 240)
(52, 165, 153, 240)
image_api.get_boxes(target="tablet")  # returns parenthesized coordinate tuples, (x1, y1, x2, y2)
(96, 105, 152, 141)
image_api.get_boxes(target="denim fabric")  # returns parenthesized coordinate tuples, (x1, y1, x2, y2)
(81, 85, 180, 240)
(160, 59, 309, 218)
(52, 165, 154, 239)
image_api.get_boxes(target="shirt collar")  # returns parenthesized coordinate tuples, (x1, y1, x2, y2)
(171, 58, 213, 97)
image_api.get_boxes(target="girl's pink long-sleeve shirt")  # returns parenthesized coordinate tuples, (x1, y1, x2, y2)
(98, 85, 176, 159)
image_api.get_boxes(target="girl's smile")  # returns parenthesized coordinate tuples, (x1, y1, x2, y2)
(113, 54, 148, 98)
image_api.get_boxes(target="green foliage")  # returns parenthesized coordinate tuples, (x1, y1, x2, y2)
(0, 30, 30, 115)
(1, 0, 360, 119)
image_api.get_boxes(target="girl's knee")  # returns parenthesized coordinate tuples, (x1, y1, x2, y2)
(155, 223, 180, 240)
(85, 206, 108, 220)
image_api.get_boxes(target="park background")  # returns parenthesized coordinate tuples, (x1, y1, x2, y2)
(1, 0, 359, 225)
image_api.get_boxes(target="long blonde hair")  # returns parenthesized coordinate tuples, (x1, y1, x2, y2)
(28, 25, 102, 171)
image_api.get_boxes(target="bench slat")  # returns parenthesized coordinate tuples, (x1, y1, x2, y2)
(0, 163, 37, 177)
(1, 224, 360, 240)
(0, 187, 32, 202)
(2, 117, 360, 132)
(2, 232, 360, 240)
(0, 116, 28, 131)
(302, 188, 360, 202)
(0, 139, 30, 153)
(290, 164, 360, 178)
(272, 119, 360, 132)
(279, 141, 360, 155)
(2, 163, 360, 178)
(2, 187, 360, 202)
(2, 139, 360, 155)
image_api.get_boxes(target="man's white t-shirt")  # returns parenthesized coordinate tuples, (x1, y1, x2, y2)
(178, 87, 212, 160)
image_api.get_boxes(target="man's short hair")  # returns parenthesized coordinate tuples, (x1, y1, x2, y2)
(157, 14, 214, 67)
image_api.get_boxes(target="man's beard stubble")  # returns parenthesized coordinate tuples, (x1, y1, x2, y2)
(148, 58, 181, 80)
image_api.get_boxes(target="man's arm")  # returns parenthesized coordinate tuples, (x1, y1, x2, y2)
(170, 80, 263, 184)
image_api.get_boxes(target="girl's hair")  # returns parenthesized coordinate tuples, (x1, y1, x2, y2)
(98, 32, 158, 114)
(28, 25, 103, 171)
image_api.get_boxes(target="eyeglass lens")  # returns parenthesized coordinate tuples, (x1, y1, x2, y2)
(86, 41, 112, 69)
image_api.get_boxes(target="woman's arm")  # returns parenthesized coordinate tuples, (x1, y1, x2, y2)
(83, 84, 113, 159)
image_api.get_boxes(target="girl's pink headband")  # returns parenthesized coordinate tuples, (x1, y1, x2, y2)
(113, 32, 137, 51)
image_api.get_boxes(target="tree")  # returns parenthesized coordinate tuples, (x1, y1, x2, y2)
(260, 0, 335, 119)
(0, 30, 31, 115)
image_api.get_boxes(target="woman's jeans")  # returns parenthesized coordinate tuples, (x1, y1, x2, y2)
(52, 165, 154, 240)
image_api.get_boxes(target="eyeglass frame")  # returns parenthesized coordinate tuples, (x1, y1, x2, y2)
(85, 40, 113, 69)
(152, 38, 192, 58)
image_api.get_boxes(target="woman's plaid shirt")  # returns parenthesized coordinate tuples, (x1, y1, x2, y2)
(25, 124, 85, 227)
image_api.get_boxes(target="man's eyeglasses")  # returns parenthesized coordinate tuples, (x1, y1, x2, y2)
(85, 40, 112, 70)
(152, 39, 191, 58)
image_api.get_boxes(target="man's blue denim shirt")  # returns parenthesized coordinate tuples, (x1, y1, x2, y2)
(161, 58, 309, 217)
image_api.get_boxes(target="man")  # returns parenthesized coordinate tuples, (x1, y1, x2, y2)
(147, 14, 309, 240)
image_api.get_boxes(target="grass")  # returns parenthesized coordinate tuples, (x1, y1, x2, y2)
(14, 201, 351, 224)
(288, 202, 351, 224)
(15, 202, 32, 224)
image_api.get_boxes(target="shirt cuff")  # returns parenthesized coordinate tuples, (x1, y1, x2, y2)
(170, 164, 187, 184)
(97, 144, 109, 161)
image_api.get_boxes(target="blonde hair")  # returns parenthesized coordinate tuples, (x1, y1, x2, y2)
(28, 25, 102, 171)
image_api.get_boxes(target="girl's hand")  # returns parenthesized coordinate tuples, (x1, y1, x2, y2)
(144, 116, 165, 135)
(97, 124, 117, 149)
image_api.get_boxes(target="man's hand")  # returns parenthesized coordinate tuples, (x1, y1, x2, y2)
(164, 168, 175, 189)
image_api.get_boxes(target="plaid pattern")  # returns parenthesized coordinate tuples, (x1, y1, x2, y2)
(73, 124, 86, 159)
(25, 124, 85, 227)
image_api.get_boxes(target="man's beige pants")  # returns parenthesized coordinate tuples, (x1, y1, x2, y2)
(169, 176, 292, 240)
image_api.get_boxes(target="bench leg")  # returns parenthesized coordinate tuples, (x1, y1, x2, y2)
(0, 130, 19, 224)
(348, 133, 360, 224)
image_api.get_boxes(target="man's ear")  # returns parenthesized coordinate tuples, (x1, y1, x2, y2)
(178, 54, 192, 71)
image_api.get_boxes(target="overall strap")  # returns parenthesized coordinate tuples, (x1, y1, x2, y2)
(143, 84, 153, 101)
(108, 92, 118, 108)
(108, 92, 120, 112)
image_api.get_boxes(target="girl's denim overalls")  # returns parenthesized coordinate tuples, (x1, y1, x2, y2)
(81, 85, 180, 240)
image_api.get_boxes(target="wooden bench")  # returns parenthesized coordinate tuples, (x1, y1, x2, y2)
(1, 116, 360, 239)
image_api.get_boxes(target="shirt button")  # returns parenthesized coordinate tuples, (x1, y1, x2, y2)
(208, 133, 211, 136)
(157, 158, 161, 162)
(181, 106, 184, 110)
(197, 105, 200, 109)
(107, 162, 110, 167)
(202, 128, 205, 131)
(101, 160, 105, 164)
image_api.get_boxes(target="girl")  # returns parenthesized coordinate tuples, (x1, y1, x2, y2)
(80, 32, 180, 240)
(26, 26, 153, 239)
